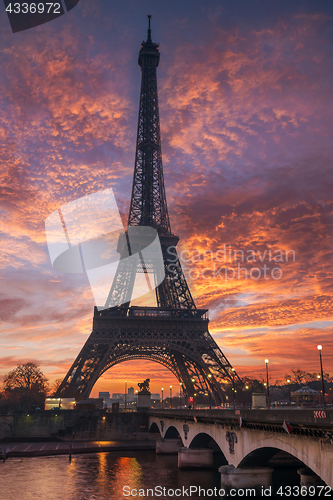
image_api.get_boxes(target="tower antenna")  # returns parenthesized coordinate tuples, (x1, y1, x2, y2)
(147, 14, 152, 42)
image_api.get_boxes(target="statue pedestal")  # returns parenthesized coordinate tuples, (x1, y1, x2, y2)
(137, 393, 151, 409)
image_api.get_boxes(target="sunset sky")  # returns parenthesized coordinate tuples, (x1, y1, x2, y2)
(0, 0, 333, 397)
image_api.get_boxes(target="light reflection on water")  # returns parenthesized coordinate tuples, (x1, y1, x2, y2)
(0, 451, 222, 500)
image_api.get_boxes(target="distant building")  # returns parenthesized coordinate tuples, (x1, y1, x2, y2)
(99, 392, 111, 408)
(151, 393, 160, 400)
(128, 387, 134, 396)
(112, 393, 124, 400)
(291, 386, 321, 407)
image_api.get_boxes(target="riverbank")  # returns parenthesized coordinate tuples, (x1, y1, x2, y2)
(0, 440, 156, 458)
(0, 409, 150, 441)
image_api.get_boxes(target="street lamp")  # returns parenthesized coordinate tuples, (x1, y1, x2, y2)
(170, 386, 172, 409)
(231, 368, 236, 409)
(286, 379, 291, 405)
(125, 380, 127, 411)
(207, 373, 212, 409)
(265, 360, 270, 409)
(161, 388, 164, 409)
(180, 382, 183, 409)
(317, 345, 326, 408)
(194, 393, 197, 410)
(190, 378, 196, 407)
(244, 384, 249, 409)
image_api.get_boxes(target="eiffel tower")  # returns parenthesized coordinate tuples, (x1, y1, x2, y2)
(56, 17, 241, 404)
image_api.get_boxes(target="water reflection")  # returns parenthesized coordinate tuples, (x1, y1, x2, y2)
(0, 451, 221, 500)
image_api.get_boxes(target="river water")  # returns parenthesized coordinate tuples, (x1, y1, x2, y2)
(0, 450, 301, 500)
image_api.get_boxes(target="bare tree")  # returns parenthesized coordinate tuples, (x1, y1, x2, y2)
(3, 362, 49, 409)
(285, 369, 330, 387)
(284, 369, 308, 385)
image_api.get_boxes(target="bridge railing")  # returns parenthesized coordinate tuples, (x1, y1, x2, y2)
(148, 408, 333, 429)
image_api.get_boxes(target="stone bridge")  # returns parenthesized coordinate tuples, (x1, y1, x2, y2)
(148, 409, 333, 488)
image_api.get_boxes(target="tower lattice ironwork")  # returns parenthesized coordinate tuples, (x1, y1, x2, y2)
(56, 17, 241, 404)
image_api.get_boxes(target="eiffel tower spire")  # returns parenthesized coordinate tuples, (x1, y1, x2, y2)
(128, 15, 170, 234)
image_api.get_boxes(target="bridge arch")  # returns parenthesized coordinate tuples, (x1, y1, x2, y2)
(238, 447, 303, 468)
(164, 425, 182, 441)
(148, 422, 161, 436)
(189, 432, 228, 466)
(236, 440, 328, 485)
(189, 432, 222, 451)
